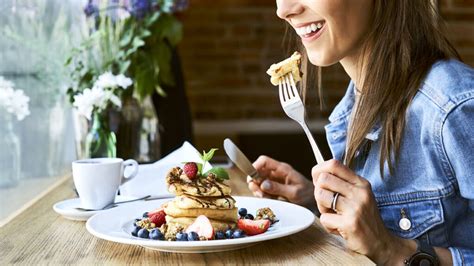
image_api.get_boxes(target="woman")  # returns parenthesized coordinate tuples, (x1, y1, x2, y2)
(248, 1, 474, 265)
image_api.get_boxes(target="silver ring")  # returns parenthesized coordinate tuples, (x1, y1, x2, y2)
(331, 192, 340, 212)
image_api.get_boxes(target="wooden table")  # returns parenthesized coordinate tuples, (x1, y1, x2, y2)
(0, 167, 373, 265)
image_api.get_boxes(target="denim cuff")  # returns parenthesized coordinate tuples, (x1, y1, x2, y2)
(449, 246, 473, 266)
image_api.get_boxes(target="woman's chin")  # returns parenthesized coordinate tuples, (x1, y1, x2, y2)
(306, 50, 339, 67)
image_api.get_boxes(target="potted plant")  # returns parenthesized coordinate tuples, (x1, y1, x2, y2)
(66, 0, 191, 161)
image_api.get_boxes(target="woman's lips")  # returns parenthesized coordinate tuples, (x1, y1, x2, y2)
(294, 21, 326, 43)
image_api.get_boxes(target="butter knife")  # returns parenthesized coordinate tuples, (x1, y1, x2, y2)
(223, 138, 259, 179)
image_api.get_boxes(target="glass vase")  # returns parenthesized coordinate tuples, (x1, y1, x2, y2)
(85, 111, 116, 158)
(0, 114, 21, 188)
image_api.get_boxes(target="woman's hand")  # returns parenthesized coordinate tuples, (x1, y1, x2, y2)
(312, 159, 410, 264)
(247, 155, 316, 209)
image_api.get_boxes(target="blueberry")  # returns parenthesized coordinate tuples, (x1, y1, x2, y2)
(137, 228, 149, 238)
(131, 226, 141, 237)
(142, 212, 149, 218)
(225, 229, 234, 239)
(232, 229, 245, 238)
(244, 214, 254, 220)
(238, 208, 247, 217)
(149, 229, 164, 240)
(176, 232, 188, 241)
(187, 231, 199, 241)
(215, 231, 226, 240)
(134, 219, 142, 227)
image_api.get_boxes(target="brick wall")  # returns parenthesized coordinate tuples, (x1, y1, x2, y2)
(440, 0, 474, 63)
(178, 0, 474, 134)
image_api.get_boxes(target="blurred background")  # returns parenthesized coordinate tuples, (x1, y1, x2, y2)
(0, 0, 472, 222)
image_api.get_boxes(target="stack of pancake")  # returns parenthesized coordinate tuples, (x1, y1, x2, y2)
(163, 167, 238, 231)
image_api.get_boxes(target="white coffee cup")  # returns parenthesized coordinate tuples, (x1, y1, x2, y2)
(72, 158, 139, 210)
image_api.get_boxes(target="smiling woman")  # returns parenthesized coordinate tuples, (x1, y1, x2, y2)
(248, 0, 474, 265)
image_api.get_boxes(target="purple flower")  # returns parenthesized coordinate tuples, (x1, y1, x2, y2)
(131, 0, 151, 18)
(171, 0, 188, 12)
(84, 0, 99, 17)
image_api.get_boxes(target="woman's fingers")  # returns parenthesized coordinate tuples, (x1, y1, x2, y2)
(312, 159, 363, 185)
(253, 155, 290, 183)
(248, 180, 263, 197)
(248, 180, 278, 199)
(314, 187, 348, 213)
(259, 179, 296, 199)
(314, 172, 353, 197)
(319, 213, 344, 233)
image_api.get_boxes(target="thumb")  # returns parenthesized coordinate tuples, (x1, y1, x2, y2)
(260, 179, 293, 198)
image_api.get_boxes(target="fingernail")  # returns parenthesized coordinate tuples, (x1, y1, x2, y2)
(256, 191, 263, 197)
(261, 180, 272, 191)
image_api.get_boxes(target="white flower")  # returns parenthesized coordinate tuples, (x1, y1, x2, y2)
(73, 88, 95, 120)
(73, 86, 122, 120)
(0, 76, 14, 89)
(94, 71, 117, 89)
(72, 72, 132, 120)
(115, 74, 133, 89)
(0, 76, 30, 121)
(93, 72, 133, 90)
(9, 89, 30, 121)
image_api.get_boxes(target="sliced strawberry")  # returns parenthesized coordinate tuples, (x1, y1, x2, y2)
(237, 219, 270, 236)
(148, 209, 166, 227)
(148, 207, 164, 216)
(185, 215, 214, 239)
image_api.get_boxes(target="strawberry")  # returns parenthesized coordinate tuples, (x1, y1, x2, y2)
(185, 215, 214, 239)
(148, 208, 166, 227)
(183, 162, 198, 179)
(237, 219, 270, 236)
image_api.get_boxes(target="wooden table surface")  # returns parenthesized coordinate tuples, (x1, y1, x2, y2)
(0, 167, 373, 265)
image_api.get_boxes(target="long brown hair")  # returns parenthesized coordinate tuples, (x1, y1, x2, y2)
(294, 1, 460, 175)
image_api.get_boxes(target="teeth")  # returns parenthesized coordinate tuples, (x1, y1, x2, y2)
(295, 22, 323, 36)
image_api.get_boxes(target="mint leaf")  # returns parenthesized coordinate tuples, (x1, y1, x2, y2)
(196, 163, 203, 176)
(204, 167, 229, 182)
(203, 148, 218, 162)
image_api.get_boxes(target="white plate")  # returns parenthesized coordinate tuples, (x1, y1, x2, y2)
(86, 196, 315, 253)
(53, 196, 136, 221)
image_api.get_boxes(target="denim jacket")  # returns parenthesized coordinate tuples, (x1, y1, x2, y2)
(325, 60, 474, 265)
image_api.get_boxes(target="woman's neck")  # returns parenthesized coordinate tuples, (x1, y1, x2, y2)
(340, 48, 366, 91)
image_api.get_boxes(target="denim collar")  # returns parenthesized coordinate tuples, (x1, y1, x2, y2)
(327, 81, 383, 141)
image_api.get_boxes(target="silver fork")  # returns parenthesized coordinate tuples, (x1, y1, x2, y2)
(279, 74, 325, 165)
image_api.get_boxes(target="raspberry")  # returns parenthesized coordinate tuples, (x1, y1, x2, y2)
(183, 162, 198, 179)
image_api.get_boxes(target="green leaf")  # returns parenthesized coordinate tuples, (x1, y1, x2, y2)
(132, 37, 145, 49)
(155, 84, 167, 97)
(201, 148, 218, 162)
(204, 167, 230, 181)
(139, 29, 152, 38)
(119, 60, 131, 74)
(157, 14, 182, 46)
(196, 163, 203, 176)
(119, 29, 134, 47)
(154, 43, 174, 86)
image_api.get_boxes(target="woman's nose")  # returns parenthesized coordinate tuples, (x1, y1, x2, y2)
(276, 0, 303, 20)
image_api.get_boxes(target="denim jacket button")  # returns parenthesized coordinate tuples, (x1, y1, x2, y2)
(399, 217, 412, 231)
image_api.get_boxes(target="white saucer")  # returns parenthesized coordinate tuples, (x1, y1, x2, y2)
(53, 196, 135, 221)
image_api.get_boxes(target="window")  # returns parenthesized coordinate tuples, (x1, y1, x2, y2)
(0, 0, 84, 224)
